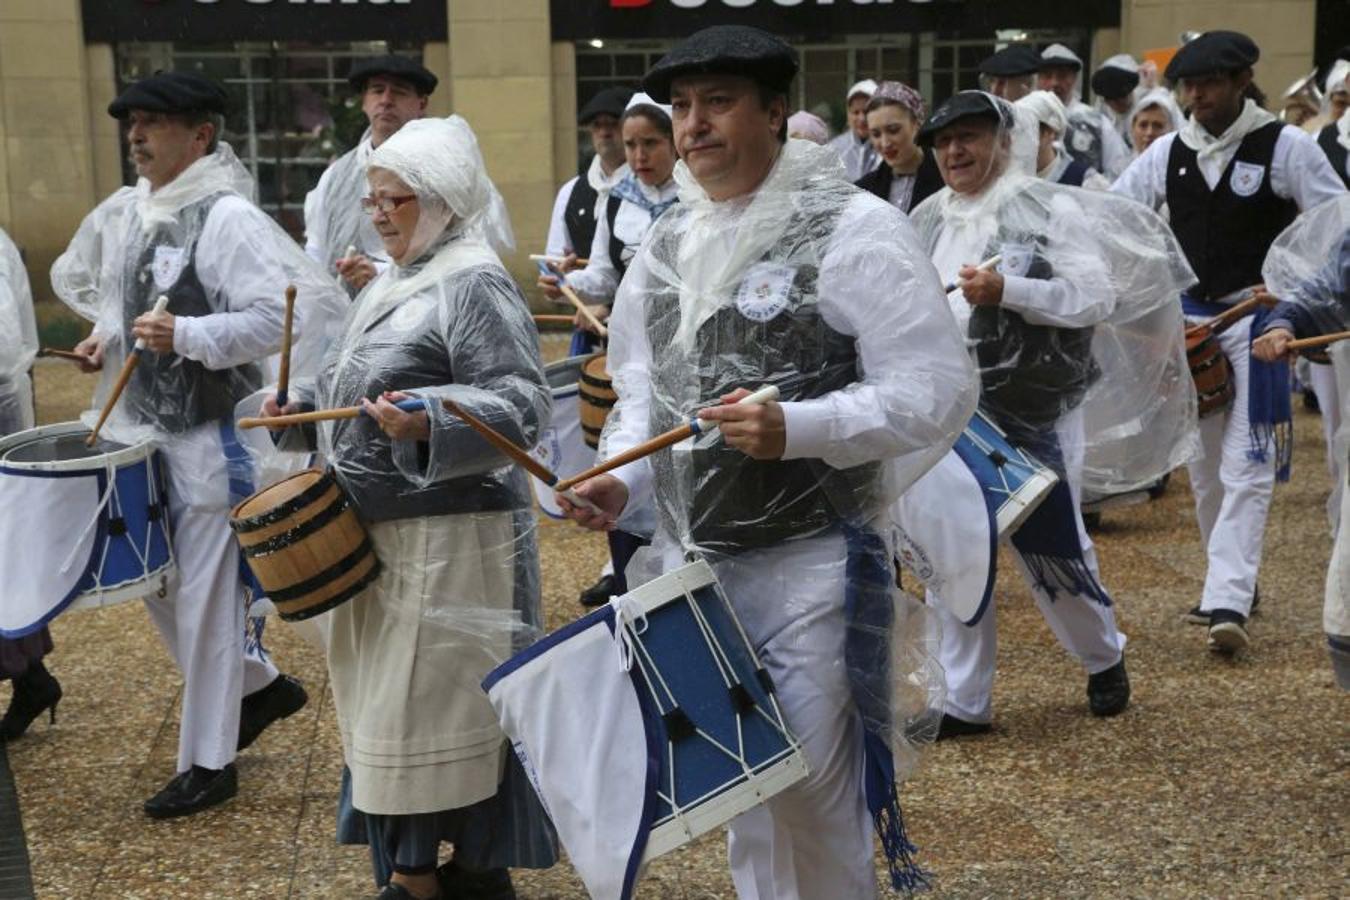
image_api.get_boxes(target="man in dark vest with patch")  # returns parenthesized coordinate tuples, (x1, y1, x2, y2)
(57, 72, 344, 818)
(1114, 31, 1346, 655)
(560, 25, 976, 897)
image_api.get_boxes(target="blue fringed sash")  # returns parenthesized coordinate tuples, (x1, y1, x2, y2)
(842, 524, 929, 894)
(1182, 295, 1292, 482)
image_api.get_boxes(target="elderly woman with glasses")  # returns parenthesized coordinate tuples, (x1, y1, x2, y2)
(260, 116, 556, 900)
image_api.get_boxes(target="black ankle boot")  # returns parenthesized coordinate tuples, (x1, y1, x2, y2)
(0, 661, 62, 742)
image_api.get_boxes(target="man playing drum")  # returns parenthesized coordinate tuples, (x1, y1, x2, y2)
(304, 55, 437, 299)
(51, 71, 344, 818)
(1113, 31, 1346, 654)
(561, 25, 977, 898)
(898, 91, 1195, 736)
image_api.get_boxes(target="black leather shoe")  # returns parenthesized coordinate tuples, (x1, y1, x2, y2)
(374, 884, 421, 900)
(1087, 658, 1130, 717)
(0, 662, 62, 742)
(1185, 584, 1261, 626)
(936, 713, 992, 741)
(1207, 608, 1250, 655)
(238, 673, 308, 751)
(144, 764, 237, 819)
(578, 573, 617, 608)
(437, 860, 516, 900)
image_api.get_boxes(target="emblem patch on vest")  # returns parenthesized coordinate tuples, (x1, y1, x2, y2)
(1229, 161, 1265, 197)
(735, 262, 795, 323)
(152, 246, 187, 291)
(1070, 127, 1095, 153)
(997, 243, 1035, 278)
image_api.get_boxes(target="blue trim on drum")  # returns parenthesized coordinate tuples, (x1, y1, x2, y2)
(481, 604, 614, 692)
(0, 465, 94, 479)
(618, 613, 662, 900)
(0, 470, 112, 639)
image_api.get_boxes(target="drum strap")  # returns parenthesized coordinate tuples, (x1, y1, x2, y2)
(841, 524, 928, 893)
(1181, 295, 1292, 482)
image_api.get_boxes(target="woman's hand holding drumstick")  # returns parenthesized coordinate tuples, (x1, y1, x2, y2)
(1254, 327, 1350, 361)
(535, 260, 608, 337)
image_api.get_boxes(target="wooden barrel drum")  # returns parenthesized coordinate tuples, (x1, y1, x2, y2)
(578, 354, 617, 450)
(1185, 328, 1235, 418)
(230, 468, 380, 621)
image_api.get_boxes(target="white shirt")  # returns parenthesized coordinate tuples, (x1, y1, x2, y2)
(1112, 126, 1347, 214)
(603, 189, 978, 518)
(566, 178, 679, 303)
(545, 175, 580, 258)
(302, 135, 389, 274)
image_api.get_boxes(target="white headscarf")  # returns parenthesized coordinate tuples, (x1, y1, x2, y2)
(1016, 89, 1069, 137)
(1129, 87, 1186, 135)
(368, 115, 514, 256)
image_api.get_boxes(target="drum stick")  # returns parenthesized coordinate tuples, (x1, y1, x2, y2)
(529, 254, 588, 267)
(944, 255, 1002, 293)
(437, 398, 603, 514)
(533, 314, 576, 326)
(555, 384, 781, 492)
(237, 397, 424, 429)
(538, 259, 608, 336)
(1286, 330, 1350, 352)
(276, 284, 297, 408)
(86, 294, 170, 447)
(37, 348, 87, 363)
(1184, 288, 1275, 338)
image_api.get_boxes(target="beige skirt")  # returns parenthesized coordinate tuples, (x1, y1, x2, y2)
(327, 510, 519, 815)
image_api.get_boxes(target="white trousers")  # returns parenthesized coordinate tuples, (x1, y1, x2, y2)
(142, 425, 278, 773)
(677, 535, 877, 900)
(1187, 318, 1275, 616)
(933, 409, 1125, 723)
(1308, 359, 1342, 531)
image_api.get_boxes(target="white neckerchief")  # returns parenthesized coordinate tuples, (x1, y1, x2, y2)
(1337, 107, 1350, 153)
(587, 155, 630, 196)
(1178, 99, 1278, 188)
(135, 143, 255, 233)
(669, 139, 848, 351)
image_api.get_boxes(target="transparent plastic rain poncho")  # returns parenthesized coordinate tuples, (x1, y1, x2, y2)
(302, 128, 387, 298)
(49, 143, 349, 450)
(910, 94, 1199, 494)
(600, 137, 978, 890)
(0, 228, 38, 434)
(1262, 194, 1350, 335)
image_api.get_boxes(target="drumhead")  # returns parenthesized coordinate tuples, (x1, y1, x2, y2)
(0, 422, 151, 472)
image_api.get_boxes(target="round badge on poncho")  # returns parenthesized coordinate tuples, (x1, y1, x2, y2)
(735, 262, 795, 323)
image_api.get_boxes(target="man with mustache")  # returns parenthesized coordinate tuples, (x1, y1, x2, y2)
(561, 25, 976, 897)
(304, 55, 436, 298)
(51, 71, 346, 818)
(1114, 31, 1346, 654)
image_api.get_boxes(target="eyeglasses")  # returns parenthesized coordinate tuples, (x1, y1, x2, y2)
(360, 194, 418, 214)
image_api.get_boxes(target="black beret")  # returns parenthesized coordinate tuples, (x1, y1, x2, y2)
(578, 86, 634, 124)
(642, 25, 798, 104)
(347, 55, 438, 95)
(978, 45, 1041, 78)
(108, 71, 228, 119)
(916, 91, 1012, 148)
(1165, 31, 1260, 82)
(1091, 66, 1141, 100)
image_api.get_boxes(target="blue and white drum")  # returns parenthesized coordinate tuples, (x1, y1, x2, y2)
(529, 355, 597, 518)
(484, 560, 809, 900)
(891, 409, 1057, 626)
(0, 422, 174, 637)
(954, 409, 1059, 538)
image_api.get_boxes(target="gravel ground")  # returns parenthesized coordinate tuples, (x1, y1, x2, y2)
(6, 351, 1346, 898)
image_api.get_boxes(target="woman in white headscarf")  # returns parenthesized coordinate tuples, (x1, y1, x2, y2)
(1315, 60, 1350, 189)
(1128, 87, 1185, 159)
(260, 116, 556, 900)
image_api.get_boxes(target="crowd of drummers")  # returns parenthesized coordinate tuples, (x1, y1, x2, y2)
(0, 22, 1348, 900)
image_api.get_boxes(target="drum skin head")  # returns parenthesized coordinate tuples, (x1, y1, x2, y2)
(2, 432, 126, 463)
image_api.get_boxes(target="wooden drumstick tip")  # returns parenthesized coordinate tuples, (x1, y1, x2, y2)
(87, 295, 171, 446)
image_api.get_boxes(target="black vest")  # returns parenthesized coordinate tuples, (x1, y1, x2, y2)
(1317, 124, 1350, 190)
(970, 228, 1098, 437)
(1165, 121, 1298, 300)
(605, 193, 627, 275)
(853, 150, 945, 214)
(563, 176, 599, 257)
(642, 204, 878, 556)
(1057, 158, 1090, 187)
(123, 193, 263, 433)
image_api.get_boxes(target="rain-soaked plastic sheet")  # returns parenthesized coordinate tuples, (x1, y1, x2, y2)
(0, 228, 37, 433)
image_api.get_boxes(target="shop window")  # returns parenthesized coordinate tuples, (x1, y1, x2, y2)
(115, 41, 419, 241)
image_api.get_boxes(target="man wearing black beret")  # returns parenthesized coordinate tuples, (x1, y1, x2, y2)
(978, 44, 1040, 101)
(53, 70, 348, 818)
(1090, 54, 1143, 150)
(1038, 43, 1132, 178)
(304, 55, 437, 297)
(1115, 31, 1347, 655)
(560, 24, 976, 899)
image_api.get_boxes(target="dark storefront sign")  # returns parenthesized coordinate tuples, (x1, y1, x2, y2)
(82, 0, 448, 44)
(551, 0, 1120, 41)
